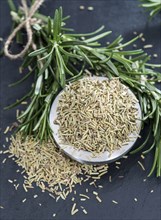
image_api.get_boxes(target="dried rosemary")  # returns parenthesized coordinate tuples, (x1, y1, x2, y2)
(55, 78, 139, 154)
(8, 133, 108, 198)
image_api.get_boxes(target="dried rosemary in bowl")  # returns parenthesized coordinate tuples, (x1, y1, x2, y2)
(55, 77, 140, 154)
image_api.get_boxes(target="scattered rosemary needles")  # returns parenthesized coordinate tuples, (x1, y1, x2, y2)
(55, 78, 139, 154)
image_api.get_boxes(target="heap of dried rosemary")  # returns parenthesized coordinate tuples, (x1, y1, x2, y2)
(55, 78, 139, 154)
(8, 133, 108, 198)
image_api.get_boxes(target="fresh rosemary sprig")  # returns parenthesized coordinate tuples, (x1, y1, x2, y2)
(140, 0, 161, 17)
(5, 2, 161, 177)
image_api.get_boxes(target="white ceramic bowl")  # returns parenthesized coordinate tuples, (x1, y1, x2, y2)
(49, 77, 142, 164)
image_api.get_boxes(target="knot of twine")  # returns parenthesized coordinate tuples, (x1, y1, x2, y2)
(4, 0, 44, 59)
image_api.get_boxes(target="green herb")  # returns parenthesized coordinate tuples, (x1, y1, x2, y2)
(140, 0, 161, 17)
(5, 3, 161, 177)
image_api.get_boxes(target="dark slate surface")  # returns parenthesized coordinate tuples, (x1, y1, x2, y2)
(0, 0, 161, 220)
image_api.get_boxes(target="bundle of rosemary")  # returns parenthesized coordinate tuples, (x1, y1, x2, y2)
(4, 1, 161, 177)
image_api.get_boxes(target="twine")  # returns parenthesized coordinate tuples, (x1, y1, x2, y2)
(4, 0, 44, 59)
